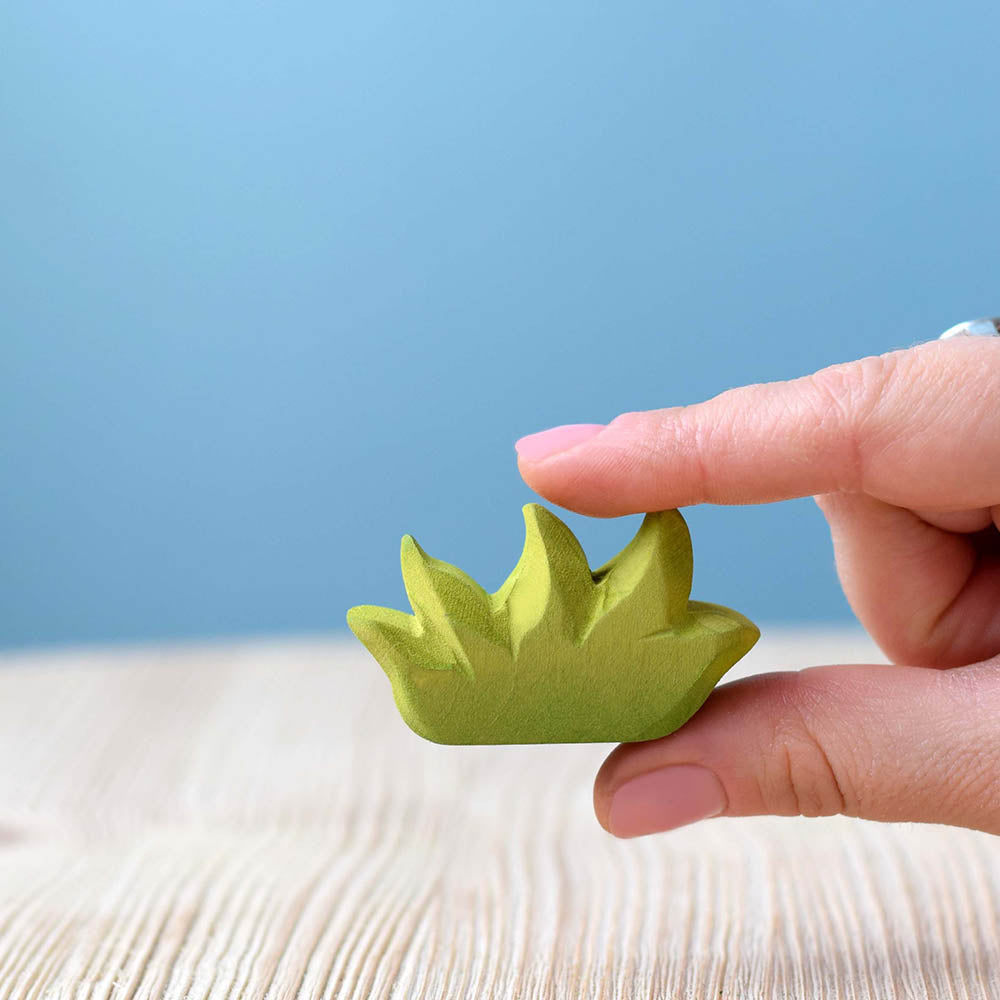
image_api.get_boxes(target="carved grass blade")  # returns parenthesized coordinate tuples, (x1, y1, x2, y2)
(400, 535, 505, 673)
(588, 509, 692, 641)
(345, 605, 455, 680)
(347, 504, 759, 744)
(496, 504, 595, 651)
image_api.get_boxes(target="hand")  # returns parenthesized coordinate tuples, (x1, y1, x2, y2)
(515, 338, 1000, 837)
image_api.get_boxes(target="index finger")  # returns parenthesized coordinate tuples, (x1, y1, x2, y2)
(515, 340, 1000, 517)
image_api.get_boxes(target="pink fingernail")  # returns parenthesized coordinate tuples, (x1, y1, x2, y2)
(515, 423, 604, 461)
(607, 765, 727, 838)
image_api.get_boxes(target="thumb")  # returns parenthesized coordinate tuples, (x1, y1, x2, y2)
(594, 658, 1000, 837)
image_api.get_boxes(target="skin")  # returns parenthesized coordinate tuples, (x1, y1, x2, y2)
(515, 337, 1000, 837)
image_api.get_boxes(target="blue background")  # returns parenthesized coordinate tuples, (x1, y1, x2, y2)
(3, 1, 999, 648)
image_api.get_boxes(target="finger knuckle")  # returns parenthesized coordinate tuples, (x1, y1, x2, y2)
(931, 668, 1000, 823)
(774, 719, 850, 818)
(802, 353, 893, 493)
(755, 674, 853, 818)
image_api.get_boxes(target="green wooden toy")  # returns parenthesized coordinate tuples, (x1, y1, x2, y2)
(347, 505, 759, 745)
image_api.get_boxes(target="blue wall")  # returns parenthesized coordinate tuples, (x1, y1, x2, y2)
(4, 1, 999, 647)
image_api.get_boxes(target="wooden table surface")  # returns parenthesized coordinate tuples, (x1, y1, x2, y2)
(0, 630, 997, 999)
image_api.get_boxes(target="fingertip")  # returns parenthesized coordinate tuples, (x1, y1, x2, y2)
(516, 452, 624, 519)
(604, 765, 728, 838)
(593, 781, 614, 834)
(514, 423, 605, 463)
(593, 744, 630, 834)
(516, 423, 628, 516)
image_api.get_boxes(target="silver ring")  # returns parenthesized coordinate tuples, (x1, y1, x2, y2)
(939, 317, 1000, 339)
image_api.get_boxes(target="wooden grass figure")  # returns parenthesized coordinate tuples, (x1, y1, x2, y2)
(347, 504, 759, 745)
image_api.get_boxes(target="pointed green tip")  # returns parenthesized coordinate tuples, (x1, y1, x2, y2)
(521, 502, 560, 532)
(399, 534, 423, 576)
(345, 604, 366, 636)
(400, 532, 435, 562)
(518, 504, 541, 543)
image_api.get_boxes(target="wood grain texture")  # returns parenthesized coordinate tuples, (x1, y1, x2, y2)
(0, 631, 998, 999)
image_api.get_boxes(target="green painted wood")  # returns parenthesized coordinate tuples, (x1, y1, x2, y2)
(347, 505, 759, 744)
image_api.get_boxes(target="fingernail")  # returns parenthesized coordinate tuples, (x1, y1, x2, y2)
(515, 423, 604, 461)
(607, 765, 727, 838)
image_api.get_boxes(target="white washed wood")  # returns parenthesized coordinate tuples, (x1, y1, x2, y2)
(0, 631, 998, 1000)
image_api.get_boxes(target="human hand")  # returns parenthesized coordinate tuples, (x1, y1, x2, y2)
(515, 338, 1000, 837)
